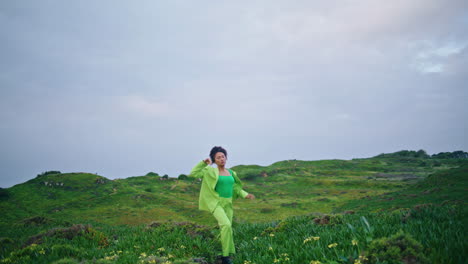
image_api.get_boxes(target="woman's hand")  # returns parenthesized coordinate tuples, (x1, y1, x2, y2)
(245, 193, 255, 200)
(203, 158, 212, 165)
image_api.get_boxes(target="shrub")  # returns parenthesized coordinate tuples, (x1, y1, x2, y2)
(260, 207, 275, 213)
(366, 230, 429, 264)
(146, 172, 159, 177)
(82, 227, 109, 248)
(432, 151, 468, 159)
(280, 202, 300, 208)
(147, 221, 213, 239)
(178, 174, 188, 180)
(24, 224, 108, 248)
(313, 214, 344, 225)
(51, 258, 80, 264)
(51, 244, 83, 257)
(0, 237, 14, 251)
(20, 216, 53, 226)
(7, 243, 47, 263)
(239, 169, 262, 180)
(37, 171, 61, 178)
(0, 187, 9, 199)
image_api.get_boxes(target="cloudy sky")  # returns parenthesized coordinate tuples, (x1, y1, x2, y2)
(1, 0, 467, 187)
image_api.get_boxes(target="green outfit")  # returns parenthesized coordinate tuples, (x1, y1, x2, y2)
(212, 197, 235, 256)
(215, 173, 235, 198)
(190, 161, 248, 256)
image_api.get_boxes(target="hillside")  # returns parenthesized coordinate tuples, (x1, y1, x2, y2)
(0, 151, 467, 263)
(0, 151, 466, 226)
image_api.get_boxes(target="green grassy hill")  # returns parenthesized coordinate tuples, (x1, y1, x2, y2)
(1, 152, 465, 226)
(0, 151, 467, 263)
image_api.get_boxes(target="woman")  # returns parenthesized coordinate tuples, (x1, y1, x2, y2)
(190, 146, 255, 264)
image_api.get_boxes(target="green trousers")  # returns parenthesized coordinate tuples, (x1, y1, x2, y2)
(212, 197, 235, 256)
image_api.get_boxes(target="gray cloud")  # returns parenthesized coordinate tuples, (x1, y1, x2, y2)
(1, 0, 467, 187)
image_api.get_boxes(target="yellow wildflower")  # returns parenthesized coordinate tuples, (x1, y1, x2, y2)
(180, 245, 186, 249)
(253, 236, 258, 240)
(352, 239, 358, 246)
(157, 247, 165, 252)
(310, 261, 321, 264)
(270, 233, 275, 237)
(354, 259, 361, 264)
(328, 243, 338, 248)
(243, 261, 253, 264)
(140, 252, 147, 258)
(105, 255, 117, 261)
(304, 236, 320, 243)
(38, 249, 46, 255)
(269, 246, 273, 251)
(274, 258, 280, 263)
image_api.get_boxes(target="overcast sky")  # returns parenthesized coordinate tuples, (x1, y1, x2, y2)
(1, 1, 467, 188)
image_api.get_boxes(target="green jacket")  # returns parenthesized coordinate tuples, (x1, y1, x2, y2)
(189, 161, 249, 212)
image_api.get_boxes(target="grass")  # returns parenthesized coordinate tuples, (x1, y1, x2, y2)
(0, 204, 465, 263)
(0, 151, 467, 263)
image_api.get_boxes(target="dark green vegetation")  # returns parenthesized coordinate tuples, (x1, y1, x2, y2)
(0, 150, 467, 263)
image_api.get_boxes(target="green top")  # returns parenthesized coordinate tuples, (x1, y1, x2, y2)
(189, 161, 249, 212)
(215, 173, 235, 198)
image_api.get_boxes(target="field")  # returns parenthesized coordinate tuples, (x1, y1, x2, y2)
(0, 151, 467, 263)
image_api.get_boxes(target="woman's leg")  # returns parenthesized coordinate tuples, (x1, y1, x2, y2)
(212, 202, 235, 257)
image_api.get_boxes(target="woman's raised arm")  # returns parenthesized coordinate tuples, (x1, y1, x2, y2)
(189, 159, 211, 179)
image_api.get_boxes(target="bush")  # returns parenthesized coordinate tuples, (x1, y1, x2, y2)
(51, 258, 80, 264)
(24, 224, 108, 248)
(366, 230, 429, 264)
(147, 221, 213, 239)
(51, 244, 83, 257)
(260, 207, 275, 213)
(20, 216, 53, 226)
(37, 170, 61, 177)
(374, 150, 430, 159)
(0, 188, 9, 199)
(239, 169, 262, 180)
(178, 174, 188, 180)
(313, 214, 344, 225)
(0, 237, 14, 248)
(432, 150, 468, 159)
(146, 172, 159, 177)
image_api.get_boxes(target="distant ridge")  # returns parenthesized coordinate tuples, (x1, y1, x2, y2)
(0, 150, 466, 226)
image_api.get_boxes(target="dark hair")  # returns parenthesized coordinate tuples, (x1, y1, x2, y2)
(210, 146, 227, 162)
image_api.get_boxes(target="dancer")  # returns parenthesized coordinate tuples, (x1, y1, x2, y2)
(190, 146, 255, 264)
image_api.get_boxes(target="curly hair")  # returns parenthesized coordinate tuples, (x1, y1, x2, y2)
(209, 146, 227, 163)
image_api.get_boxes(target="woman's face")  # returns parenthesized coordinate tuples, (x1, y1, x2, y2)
(214, 152, 227, 167)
